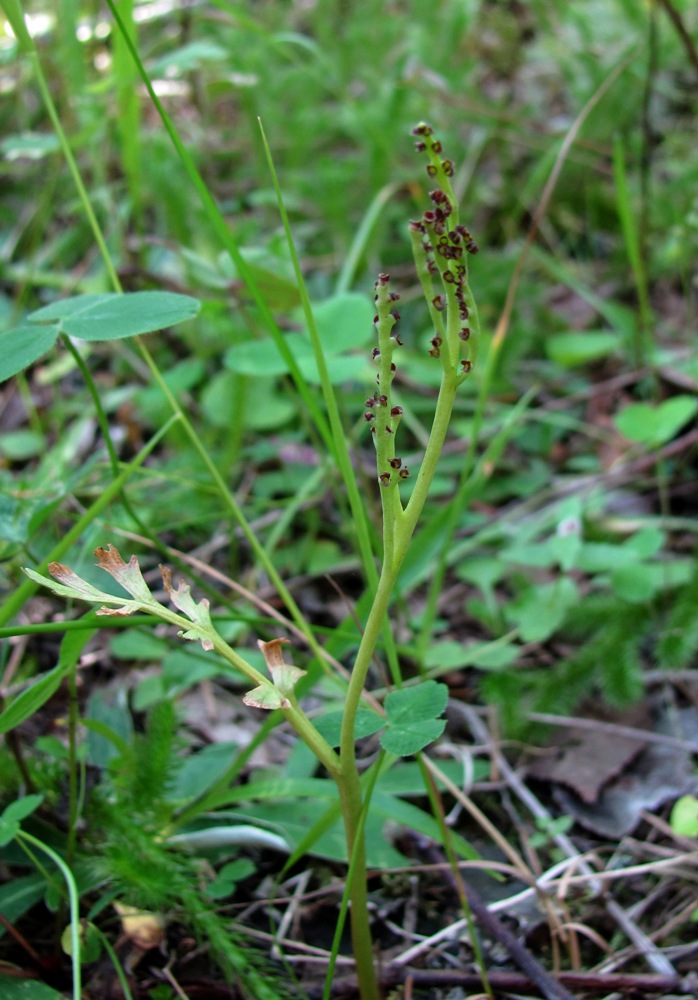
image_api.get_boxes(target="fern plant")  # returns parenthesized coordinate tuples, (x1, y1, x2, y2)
(87, 700, 284, 998)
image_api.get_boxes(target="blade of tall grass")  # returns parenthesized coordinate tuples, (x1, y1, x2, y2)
(613, 135, 652, 363)
(103, 0, 336, 461)
(111, 0, 143, 229)
(15, 831, 82, 1000)
(257, 121, 380, 585)
(335, 181, 402, 295)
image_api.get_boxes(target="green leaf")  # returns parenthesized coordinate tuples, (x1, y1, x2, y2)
(237, 797, 408, 867)
(206, 858, 256, 900)
(150, 40, 228, 75)
(576, 542, 638, 572)
(0, 623, 92, 736)
(623, 526, 664, 558)
(28, 291, 200, 341)
(381, 758, 489, 796)
(310, 293, 373, 353)
(0, 975, 65, 999)
(171, 742, 239, 800)
(224, 292, 372, 383)
(28, 294, 107, 322)
(0, 795, 43, 846)
(0, 429, 45, 460)
(84, 688, 133, 768)
(0, 873, 46, 936)
(1, 131, 60, 161)
(611, 563, 658, 602)
(380, 680, 448, 756)
(110, 631, 168, 660)
(313, 708, 385, 747)
(0, 663, 70, 734)
(614, 396, 698, 446)
(380, 718, 446, 756)
(0, 324, 60, 381)
(61, 920, 102, 962)
(505, 578, 577, 642)
(545, 331, 618, 367)
(670, 795, 698, 838)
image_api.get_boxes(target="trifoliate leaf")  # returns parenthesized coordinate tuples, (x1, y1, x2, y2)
(384, 679, 448, 724)
(614, 396, 698, 447)
(0, 795, 44, 847)
(380, 718, 446, 757)
(380, 680, 449, 756)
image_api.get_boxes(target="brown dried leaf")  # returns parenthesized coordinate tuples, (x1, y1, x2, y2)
(528, 722, 647, 804)
(257, 638, 306, 696)
(24, 563, 142, 616)
(527, 706, 698, 836)
(113, 902, 164, 950)
(95, 545, 154, 603)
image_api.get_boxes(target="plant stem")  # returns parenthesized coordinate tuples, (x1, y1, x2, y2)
(332, 368, 461, 997)
(16, 831, 82, 1000)
(335, 769, 381, 1000)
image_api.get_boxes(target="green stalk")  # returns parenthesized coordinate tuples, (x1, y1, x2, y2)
(613, 135, 652, 364)
(340, 372, 461, 760)
(258, 119, 378, 587)
(323, 755, 386, 1000)
(334, 125, 482, 997)
(16, 831, 82, 1000)
(333, 768, 381, 1000)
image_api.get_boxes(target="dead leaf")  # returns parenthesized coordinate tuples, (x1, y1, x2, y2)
(95, 545, 154, 603)
(527, 706, 698, 837)
(113, 902, 165, 950)
(527, 707, 649, 804)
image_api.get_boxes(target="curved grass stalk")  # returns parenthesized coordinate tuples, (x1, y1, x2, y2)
(258, 119, 379, 588)
(16, 830, 82, 1000)
(335, 181, 403, 295)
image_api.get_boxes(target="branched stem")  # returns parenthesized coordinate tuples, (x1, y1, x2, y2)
(335, 124, 481, 999)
